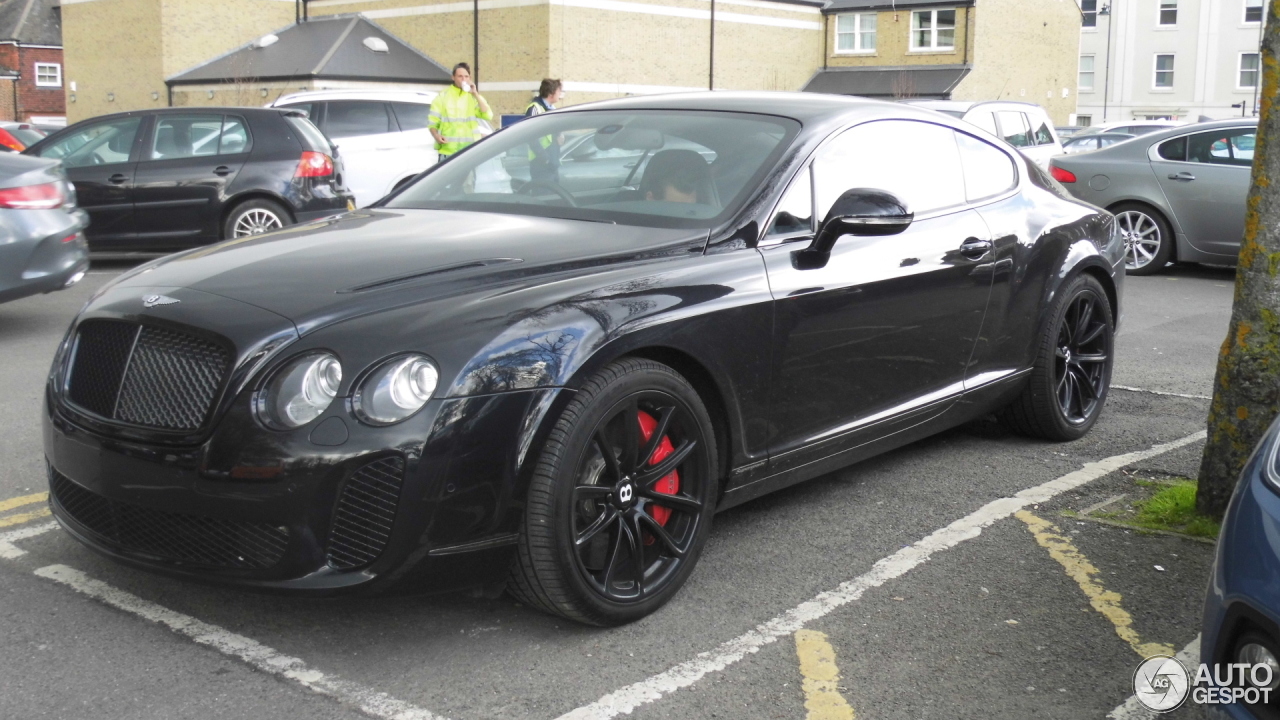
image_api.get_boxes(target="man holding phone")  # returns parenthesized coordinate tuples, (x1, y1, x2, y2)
(428, 63, 494, 163)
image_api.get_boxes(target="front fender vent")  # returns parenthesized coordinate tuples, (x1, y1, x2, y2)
(326, 457, 406, 570)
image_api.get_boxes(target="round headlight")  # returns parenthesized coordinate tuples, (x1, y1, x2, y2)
(257, 352, 342, 429)
(353, 355, 438, 425)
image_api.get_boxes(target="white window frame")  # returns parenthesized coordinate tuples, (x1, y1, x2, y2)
(1081, 0, 1098, 28)
(1245, 0, 1264, 25)
(1153, 54, 1175, 88)
(1157, 0, 1178, 26)
(1079, 55, 1096, 91)
(1077, 114, 1093, 127)
(909, 9, 957, 52)
(834, 12, 877, 54)
(34, 62, 60, 88)
(1238, 52, 1261, 89)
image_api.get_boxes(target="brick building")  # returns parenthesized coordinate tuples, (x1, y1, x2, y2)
(0, 0, 65, 125)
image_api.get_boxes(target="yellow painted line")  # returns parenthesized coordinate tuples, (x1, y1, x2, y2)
(1016, 510, 1174, 658)
(794, 629, 855, 720)
(0, 491, 47, 514)
(0, 506, 51, 529)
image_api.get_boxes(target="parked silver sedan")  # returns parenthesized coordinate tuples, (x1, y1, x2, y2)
(1049, 118, 1255, 275)
(0, 152, 89, 303)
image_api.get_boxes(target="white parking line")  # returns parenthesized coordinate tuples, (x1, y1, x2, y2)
(556, 431, 1207, 720)
(0, 521, 57, 559)
(1111, 385, 1212, 401)
(33, 564, 447, 720)
(1107, 635, 1201, 719)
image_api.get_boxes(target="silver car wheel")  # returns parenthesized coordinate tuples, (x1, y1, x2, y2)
(233, 209, 283, 238)
(1115, 210, 1162, 271)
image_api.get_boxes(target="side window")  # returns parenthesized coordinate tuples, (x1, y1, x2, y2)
(219, 117, 250, 155)
(995, 111, 1031, 147)
(1158, 136, 1187, 161)
(1188, 129, 1255, 167)
(1033, 119, 1054, 146)
(324, 101, 391, 139)
(767, 166, 814, 237)
(968, 111, 998, 136)
(39, 116, 141, 168)
(813, 120, 966, 218)
(280, 102, 314, 119)
(149, 115, 223, 160)
(955, 132, 1017, 202)
(390, 102, 431, 131)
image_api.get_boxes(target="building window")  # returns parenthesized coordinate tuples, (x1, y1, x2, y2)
(1154, 54, 1175, 88)
(1077, 115, 1093, 127)
(835, 12, 877, 53)
(1240, 52, 1261, 88)
(911, 9, 956, 50)
(1245, 0, 1263, 24)
(34, 63, 60, 88)
(1082, 0, 1097, 27)
(1159, 0, 1177, 25)
(1079, 55, 1096, 91)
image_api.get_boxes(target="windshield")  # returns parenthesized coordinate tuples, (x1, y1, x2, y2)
(385, 110, 800, 228)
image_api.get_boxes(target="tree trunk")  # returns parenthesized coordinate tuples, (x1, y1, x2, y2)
(1197, 1, 1280, 517)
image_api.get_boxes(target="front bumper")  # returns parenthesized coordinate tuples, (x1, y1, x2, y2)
(44, 382, 563, 595)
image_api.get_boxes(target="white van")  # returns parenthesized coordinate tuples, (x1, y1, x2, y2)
(270, 89, 439, 207)
(908, 100, 1064, 169)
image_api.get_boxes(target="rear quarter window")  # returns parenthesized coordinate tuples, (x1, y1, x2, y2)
(284, 115, 332, 153)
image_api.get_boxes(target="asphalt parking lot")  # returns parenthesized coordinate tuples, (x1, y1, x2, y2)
(0, 262, 1236, 720)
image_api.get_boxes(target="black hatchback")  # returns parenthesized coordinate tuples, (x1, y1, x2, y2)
(24, 108, 354, 252)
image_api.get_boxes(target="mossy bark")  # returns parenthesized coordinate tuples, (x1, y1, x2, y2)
(1197, 1, 1280, 517)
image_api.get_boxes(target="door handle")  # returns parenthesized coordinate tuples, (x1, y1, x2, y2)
(959, 237, 992, 259)
(213, 165, 232, 176)
(1168, 172, 1196, 181)
(107, 173, 128, 184)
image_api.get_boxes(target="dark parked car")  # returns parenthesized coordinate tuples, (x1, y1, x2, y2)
(1202, 416, 1280, 717)
(24, 108, 354, 253)
(0, 152, 89, 304)
(43, 93, 1124, 626)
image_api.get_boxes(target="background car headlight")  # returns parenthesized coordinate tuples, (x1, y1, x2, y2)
(257, 353, 342, 429)
(353, 355, 438, 425)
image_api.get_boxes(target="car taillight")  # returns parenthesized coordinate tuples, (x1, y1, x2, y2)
(0, 181, 64, 209)
(295, 151, 334, 178)
(1050, 165, 1077, 183)
(0, 128, 24, 152)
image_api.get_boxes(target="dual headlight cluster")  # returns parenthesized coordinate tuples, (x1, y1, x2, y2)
(256, 352, 439, 430)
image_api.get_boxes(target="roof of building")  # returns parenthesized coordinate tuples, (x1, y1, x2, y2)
(802, 65, 971, 99)
(0, 0, 61, 46)
(167, 15, 451, 86)
(824, 0, 974, 13)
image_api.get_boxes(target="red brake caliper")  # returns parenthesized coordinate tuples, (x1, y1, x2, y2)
(636, 410, 679, 543)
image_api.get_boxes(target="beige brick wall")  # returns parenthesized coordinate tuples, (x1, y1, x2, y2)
(63, 0, 165, 123)
(824, 6, 974, 68)
(954, 0, 1081, 125)
(159, 0, 295, 79)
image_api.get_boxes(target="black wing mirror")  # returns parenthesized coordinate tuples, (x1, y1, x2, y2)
(796, 188, 913, 269)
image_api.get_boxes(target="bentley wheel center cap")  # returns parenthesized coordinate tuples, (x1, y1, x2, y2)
(615, 480, 636, 508)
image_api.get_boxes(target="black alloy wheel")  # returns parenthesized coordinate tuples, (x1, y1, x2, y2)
(1001, 274, 1114, 440)
(509, 358, 716, 626)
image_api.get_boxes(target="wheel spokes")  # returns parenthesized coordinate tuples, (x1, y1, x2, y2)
(639, 405, 675, 467)
(636, 439, 697, 488)
(637, 511, 687, 558)
(619, 398, 641, 475)
(575, 505, 618, 546)
(639, 487, 702, 514)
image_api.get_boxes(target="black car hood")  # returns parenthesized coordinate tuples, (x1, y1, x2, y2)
(113, 209, 708, 334)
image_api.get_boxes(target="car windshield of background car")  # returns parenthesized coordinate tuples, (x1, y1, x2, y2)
(385, 110, 800, 229)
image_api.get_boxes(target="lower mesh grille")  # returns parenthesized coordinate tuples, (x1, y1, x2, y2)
(326, 457, 406, 570)
(49, 467, 289, 570)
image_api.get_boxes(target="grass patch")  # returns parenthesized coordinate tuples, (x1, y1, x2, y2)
(1130, 480, 1221, 539)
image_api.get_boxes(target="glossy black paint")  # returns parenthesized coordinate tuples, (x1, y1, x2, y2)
(44, 93, 1124, 596)
(24, 108, 354, 252)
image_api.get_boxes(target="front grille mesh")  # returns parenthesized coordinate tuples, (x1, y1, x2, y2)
(326, 457, 406, 570)
(50, 467, 289, 570)
(65, 319, 231, 432)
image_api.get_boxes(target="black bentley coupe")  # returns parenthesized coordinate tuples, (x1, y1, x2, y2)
(44, 93, 1124, 626)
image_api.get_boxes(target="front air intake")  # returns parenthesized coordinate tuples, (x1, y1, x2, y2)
(326, 457, 407, 570)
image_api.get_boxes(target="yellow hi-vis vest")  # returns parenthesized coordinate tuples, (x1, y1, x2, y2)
(428, 85, 493, 156)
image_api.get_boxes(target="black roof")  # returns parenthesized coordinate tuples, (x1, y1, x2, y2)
(802, 65, 970, 99)
(0, 0, 60, 46)
(824, 0, 973, 12)
(167, 16, 451, 86)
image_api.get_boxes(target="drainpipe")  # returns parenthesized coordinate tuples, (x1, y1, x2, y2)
(473, 0, 479, 82)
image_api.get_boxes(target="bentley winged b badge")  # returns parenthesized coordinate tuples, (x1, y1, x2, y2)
(142, 294, 180, 308)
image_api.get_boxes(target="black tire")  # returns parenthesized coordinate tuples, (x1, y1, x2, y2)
(1001, 274, 1114, 441)
(1111, 202, 1174, 276)
(508, 358, 718, 626)
(223, 198, 292, 240)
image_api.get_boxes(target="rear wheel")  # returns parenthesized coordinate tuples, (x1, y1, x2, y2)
(1112, 203, 1173, 276)
(1001, 274, 1114, 440)
(224, 198, 291, 239)
(508, 358, 717, 626)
